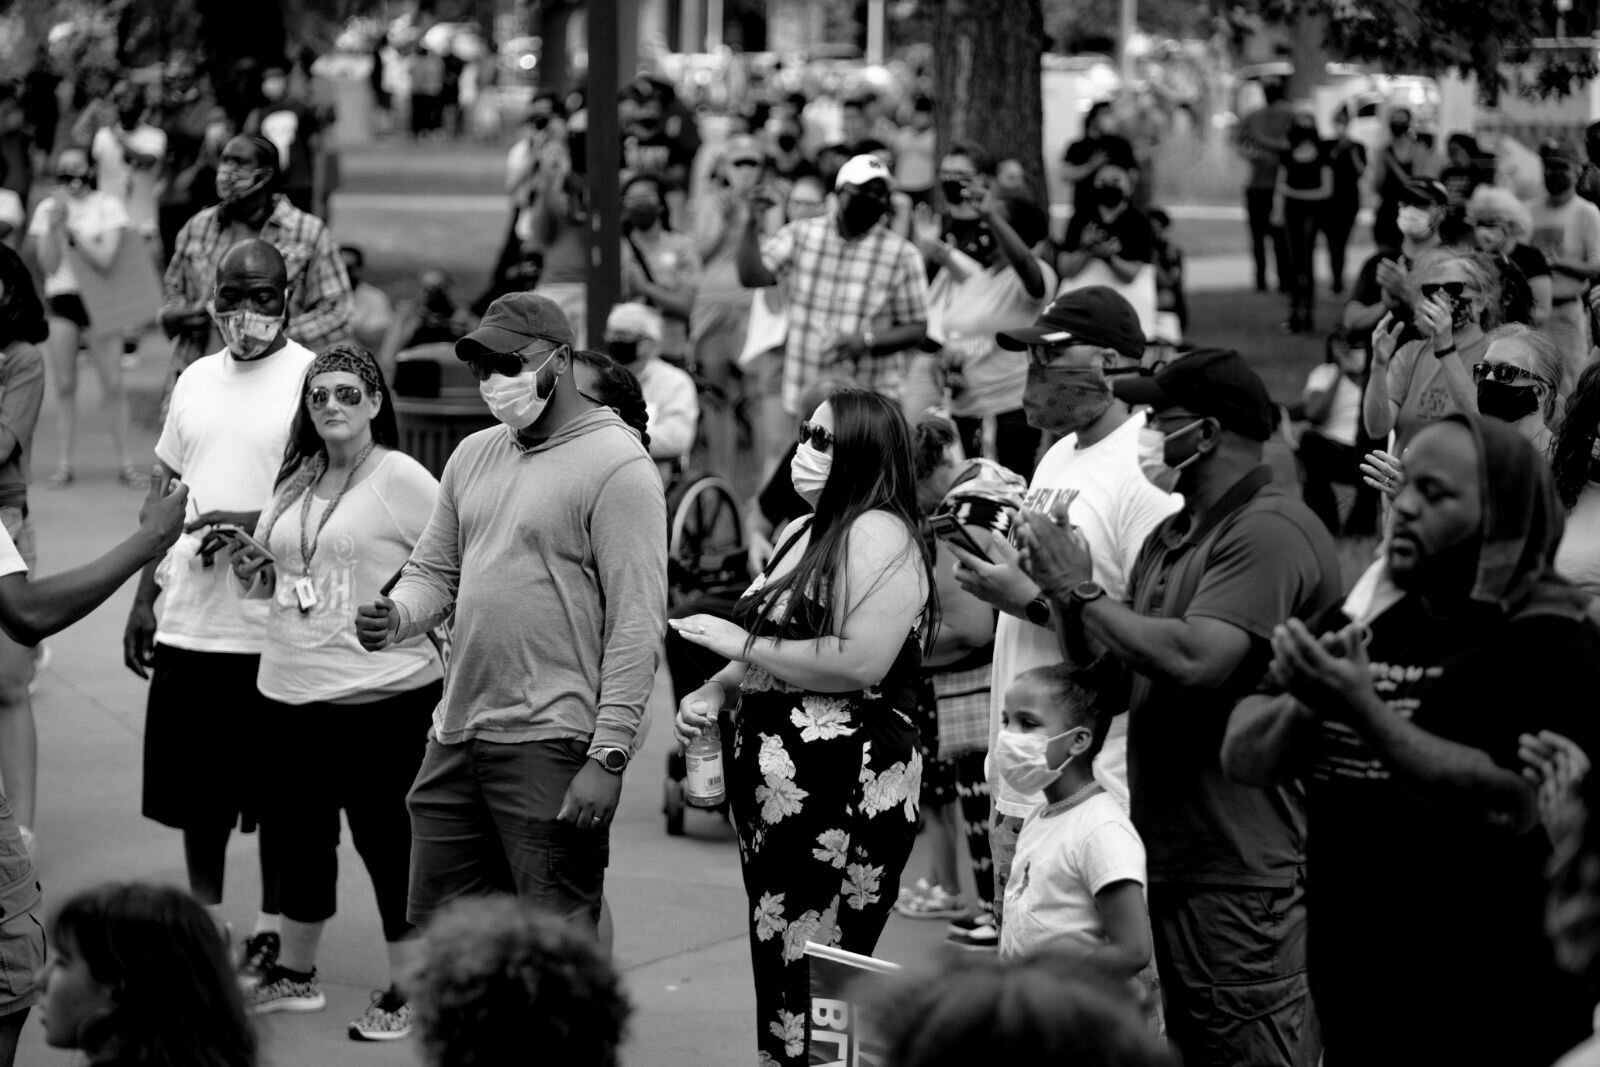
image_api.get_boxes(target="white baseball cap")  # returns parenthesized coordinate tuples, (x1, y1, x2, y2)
(834, 154, 894, 192)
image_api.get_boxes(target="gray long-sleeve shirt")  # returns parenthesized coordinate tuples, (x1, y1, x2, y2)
(390, 407, 668, 752)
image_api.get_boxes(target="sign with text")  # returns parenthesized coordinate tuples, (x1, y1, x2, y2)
(805, 942, 901, 1067)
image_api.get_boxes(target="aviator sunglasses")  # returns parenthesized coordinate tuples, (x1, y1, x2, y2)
(466, 344, 565, 382)
(307, 384, 366, 410)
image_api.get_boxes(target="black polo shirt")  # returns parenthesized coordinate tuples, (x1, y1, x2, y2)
(1124, 467, 1342, 888)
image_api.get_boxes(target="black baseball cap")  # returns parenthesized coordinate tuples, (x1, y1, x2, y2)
(996, 286, 1145, 359)
(1398, 178, 1449, 209)
(456, 292, 576, 359)
(1112, 347, 1275, 441)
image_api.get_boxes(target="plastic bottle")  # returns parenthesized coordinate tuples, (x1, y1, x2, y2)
(685, 703, 726, 808)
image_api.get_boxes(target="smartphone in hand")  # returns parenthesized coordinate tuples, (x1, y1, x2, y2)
(929, 513, 993, 563)
(210, 524, 276, 563)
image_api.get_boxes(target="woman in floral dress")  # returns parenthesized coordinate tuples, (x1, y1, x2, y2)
(672, 388, 937, 1067)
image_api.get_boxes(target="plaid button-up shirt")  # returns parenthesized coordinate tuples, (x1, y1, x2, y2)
(761, 211, 929, 414)
(160, 195, 352, 409)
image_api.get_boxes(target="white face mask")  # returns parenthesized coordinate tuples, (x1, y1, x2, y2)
(207, 301, 282, 360)
(1137, 420, 1205, 493)
(479, 349, 561, 430)
(790, 441, 832, 504)
(1397, 205, 1436, 240)
(992, 726, 1086, 796)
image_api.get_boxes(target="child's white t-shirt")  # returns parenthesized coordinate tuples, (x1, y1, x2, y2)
(1000, 790, 1147, 960)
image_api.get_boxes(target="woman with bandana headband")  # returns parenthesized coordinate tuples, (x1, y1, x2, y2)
(28, 146, 136, 489)
(227, 344, 442, 1041)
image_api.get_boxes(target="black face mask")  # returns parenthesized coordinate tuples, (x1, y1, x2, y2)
(423, 288, 454, 317)
(610, 340, 639, 365)
(119, 108, 143, 128)
(838, 192, 888, 237)
(1476, 379, 1541, 423)
(530, 115, 550, 131)
(1389, 122, 1411, 138)
(777, 133, 799, 152)
(1022, 364, 1113, 436)
(1547, 170, 1576, 196)
(1095, 184, 1125, 207)
(941, 178, 969, 205)
(625, 203, 660, 230)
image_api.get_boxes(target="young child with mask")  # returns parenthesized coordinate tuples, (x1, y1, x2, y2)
(994, 661, 1151, 980)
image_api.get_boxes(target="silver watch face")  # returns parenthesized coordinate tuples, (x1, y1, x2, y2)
(599, 748, 627, 771)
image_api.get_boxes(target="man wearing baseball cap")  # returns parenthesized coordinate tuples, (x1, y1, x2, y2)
(735, 153, 929, 421)
(355, 292, 667, 934)
(943, 286, 1180, 950)
(1343, 177, 1447, 339)
(1017, 347, 1340, 1066)
(1531, 139, 1600, 383)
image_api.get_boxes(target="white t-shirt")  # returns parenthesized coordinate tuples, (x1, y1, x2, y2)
(91, 123, 168, 233)
(26, 191, 129, 297)
(153, 341, 317, 652)
(988, 411, 1182, 817)
(255, 452, 443, 704)
(1556, 479, 1600, 596)
(1302, 364, 1361, 448)
(932, 253, 1058, 418)
(0, 522, 25, 578)
(999, 790, 1147, 960)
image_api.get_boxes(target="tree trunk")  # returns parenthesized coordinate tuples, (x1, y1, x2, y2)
(931, 0, 1047, 200)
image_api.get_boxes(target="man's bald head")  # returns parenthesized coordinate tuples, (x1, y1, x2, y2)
(217, 239, 287, 289)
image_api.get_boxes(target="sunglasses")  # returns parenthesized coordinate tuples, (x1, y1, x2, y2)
(1420, 282, 1470, 301)
(729, 158, 761, 169)
(1471, 361, 1545, 386)
(56, 173, 87, 184)
(798, 421, 834, 452)
(465, 345, 563, 382)
(307, 384, 367, 410)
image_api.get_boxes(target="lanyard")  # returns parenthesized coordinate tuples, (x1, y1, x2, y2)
(298, 442, 375, 575)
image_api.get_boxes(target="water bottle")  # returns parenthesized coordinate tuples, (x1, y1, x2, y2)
(685, 703, 726, 808)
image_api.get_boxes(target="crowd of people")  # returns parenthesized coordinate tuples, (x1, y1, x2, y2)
(0, 48, 1595, 1067)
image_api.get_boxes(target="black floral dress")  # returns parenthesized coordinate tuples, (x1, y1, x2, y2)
(729, 522, 924, 1067)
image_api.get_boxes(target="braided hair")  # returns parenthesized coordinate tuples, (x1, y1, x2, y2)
(572, 349, 651, 451)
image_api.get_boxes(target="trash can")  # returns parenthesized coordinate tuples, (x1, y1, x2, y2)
(392, 344, 495, 477)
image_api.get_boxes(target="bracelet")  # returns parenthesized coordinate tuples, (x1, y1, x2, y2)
(1434, 344, 1456, 357)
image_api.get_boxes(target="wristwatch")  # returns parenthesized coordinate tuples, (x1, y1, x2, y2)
(1024, 595, 1051, 627)
(591, 747, 629, 774)
(1070, 580, 1107, 606)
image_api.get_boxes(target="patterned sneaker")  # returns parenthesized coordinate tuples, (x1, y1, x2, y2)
(945, 912, 999, 951)
(237, 931, 280, 990)
(349, 988, 413, 1042)
(895, 883, 964, 919)
(249, 966, 326, 1014)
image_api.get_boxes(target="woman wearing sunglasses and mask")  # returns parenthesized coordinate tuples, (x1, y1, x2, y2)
(27, 146, 138, 488)
(1363, 248, 1497, 455)
(1473, 323, 1565, 453)
(671, 388, 937, 1067)
(228, 345, 442, 1042)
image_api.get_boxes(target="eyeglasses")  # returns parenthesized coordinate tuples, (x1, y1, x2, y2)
(798, 421, 834, 452)
(307, 384, 366, 410)
(1420, 282, 1470, 301)
(1471, 361, 1545, 386)
(465, 345, 563, 382)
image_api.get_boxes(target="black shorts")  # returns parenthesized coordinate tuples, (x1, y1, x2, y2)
(46, 294, 88, 330)
(142, 645, 265, 831)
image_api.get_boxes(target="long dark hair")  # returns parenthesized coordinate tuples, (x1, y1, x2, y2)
(573, 348, 651, 450)
(49, 882, 257, 1067)
(273, 344, 399, 490)
(0, 244, 47, 346)
(757, 388, 938, 654)
(1553, 361, 1600, 510)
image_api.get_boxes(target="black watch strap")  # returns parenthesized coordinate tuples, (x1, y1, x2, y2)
(1024, 595, 1051, 627)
